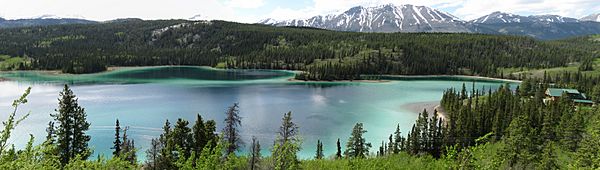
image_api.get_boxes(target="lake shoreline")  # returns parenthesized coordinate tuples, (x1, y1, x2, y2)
(377, 75, 522, 83)
(1, 66, 521, 84)
(287, 78, 391, 83)
(401, 101, 439, 114)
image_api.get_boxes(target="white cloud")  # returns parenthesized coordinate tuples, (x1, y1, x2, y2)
(264, 0, 600, 21)
(0, 0, 598, 23)
(0, 0, 240, 22)
(225, 0, 265, 9)
(448, 0, 600, 20)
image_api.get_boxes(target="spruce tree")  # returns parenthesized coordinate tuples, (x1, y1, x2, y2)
(335, 138, 342, 159)
(204, 120, 217, 147)
(157, 119, 175, 169)
(222, 103, 242, 155)
(192, 114, 207, 154)
(387, 134, 394, 155)
(113, 119, 121, 157)
(393, 124, 402, 154)
(45, 121, 55, 144)
(315, 139, 324, 159)
(172, 118, 192, 157)
(51, 84, 91, 165)
(503, 115, 535, 167)
(121, 127, 137, 163)
(273, 111, 300, 170)
(249, 136, 261, 170)
(344, 123, 371, 158)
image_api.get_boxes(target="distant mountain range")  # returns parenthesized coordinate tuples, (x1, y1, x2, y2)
(0, 15, 97, 28)
(260, 4, 600, 40)
(1, 5, 598, 40)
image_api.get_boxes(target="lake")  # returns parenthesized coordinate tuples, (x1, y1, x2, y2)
(0, 66, 513, 160)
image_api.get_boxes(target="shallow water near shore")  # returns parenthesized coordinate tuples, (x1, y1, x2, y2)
(0, 66, 514, 160)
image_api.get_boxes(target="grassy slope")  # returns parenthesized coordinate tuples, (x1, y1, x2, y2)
(500, 35, 600, 78)
(501, 57, 600, 78)
(0, 55, 28, 71)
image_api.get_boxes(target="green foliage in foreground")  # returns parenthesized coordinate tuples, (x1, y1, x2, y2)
(302, 152, 450, 169)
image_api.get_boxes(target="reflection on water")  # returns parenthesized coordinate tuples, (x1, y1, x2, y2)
(0, 66, 294, 84)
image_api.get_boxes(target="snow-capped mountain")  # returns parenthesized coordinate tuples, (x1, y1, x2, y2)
(581, 13, 600, 22)
(471, 12, 527, 23)
(471, 12, 577, 24)
(260, 4, 470, 33)
(260, 4, 600, 39)
(31, 14, 88, 20)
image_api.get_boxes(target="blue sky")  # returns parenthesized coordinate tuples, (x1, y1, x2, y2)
(0, 0, 598, 22)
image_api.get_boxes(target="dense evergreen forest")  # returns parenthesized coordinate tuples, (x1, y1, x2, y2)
(1, 73, 600, 169)
(0, 20, 597, 79)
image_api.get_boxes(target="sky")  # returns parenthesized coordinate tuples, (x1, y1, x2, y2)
(0, 0, 598, 23)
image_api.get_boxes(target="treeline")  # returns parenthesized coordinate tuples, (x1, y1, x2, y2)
(434, 78, 600, 168)
(0, 20, 596, 76)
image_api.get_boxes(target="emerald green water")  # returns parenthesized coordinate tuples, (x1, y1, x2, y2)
(0, 66, 512, 160)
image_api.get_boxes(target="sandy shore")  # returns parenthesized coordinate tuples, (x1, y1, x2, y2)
(378, 74, 521, 83)
(400, 101, 448, 121)
(287, 78, 390, 83)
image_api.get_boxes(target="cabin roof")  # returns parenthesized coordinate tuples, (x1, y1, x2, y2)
(573, 99, 594, 104)
(545, 88, 581, 97)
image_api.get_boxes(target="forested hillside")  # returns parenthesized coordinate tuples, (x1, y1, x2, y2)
(0, 20, 597, 79)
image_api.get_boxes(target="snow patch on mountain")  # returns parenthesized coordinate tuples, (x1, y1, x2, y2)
(260, 4, 468, 33)
(581, 13, 600, 22)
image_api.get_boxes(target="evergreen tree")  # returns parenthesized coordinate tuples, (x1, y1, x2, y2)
(539, 142, 558, 170)
(273, 111, 300, 170)
(120, 127, 137, 164)
(428, 111, 442, 158)
(204, 120, 217, 148)
(315, 139, 324, 159)
(393, 124, 402, 154)
(45, 121, 55, 144)
(344, 123, 371, 158)
(575, 110, 600, 168)
(558, 103, 584, 151)
(335, 138, 342, 159)
(249, 136, 261, 170)
(51, 84, 91, 165)
(503, 115, 535, 168)
(172, 118, 192, 158)
(192, 114, 207, 154)
(222, 103, 242, 155)
(387, 134, 394, 155)
(112, 119, 121, 157)
(156, 120, 175, 169)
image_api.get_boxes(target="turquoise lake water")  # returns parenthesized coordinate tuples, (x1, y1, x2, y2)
(0, 66, 513, 160)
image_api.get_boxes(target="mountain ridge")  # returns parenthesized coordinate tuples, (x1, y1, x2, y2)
(260, 4, 600, 39)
